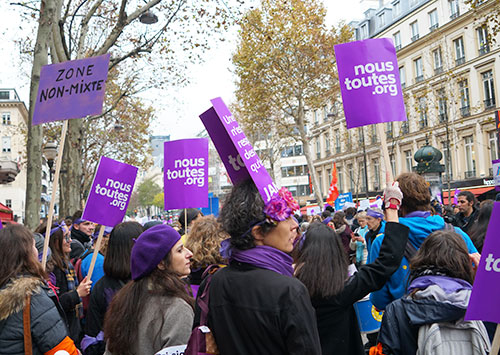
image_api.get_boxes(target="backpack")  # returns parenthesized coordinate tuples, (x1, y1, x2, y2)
(416, 319, 491, 355)
(70, 248, 94, 318)
(185, 265, 221, 355)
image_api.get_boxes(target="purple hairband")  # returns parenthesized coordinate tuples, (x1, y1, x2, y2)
(366, 209, 384, 220)
(50, 221, 67, 236)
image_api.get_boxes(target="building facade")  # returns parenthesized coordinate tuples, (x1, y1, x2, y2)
(311, 0, 499, 202)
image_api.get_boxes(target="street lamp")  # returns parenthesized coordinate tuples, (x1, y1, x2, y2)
(43, 142, 57, 181)
(139, 10, 158, 24)
(414, 140, 445, 203)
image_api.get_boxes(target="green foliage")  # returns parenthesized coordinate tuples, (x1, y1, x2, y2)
(153, 192, 164, 209)
(137, 178, 162, 208)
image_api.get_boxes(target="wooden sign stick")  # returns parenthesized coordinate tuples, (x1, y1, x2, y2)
(491, 324, 500, 355)
(42, 120, 69, 270)
(86, 224, 106, 281)
(376, 123, 394, 186)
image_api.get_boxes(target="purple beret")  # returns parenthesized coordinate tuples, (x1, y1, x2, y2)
(322, 217, 333, 225)
(130, 224, 181, 280)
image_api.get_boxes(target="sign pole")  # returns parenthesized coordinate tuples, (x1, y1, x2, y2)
(376, 123, 394, 185)
(86, 224, 106, 280)
(491, 324, 500, 355)
(184, 209, 188, 233)
(42, 120, 69, 270)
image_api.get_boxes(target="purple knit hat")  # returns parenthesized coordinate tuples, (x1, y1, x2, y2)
(130, 224, 181, 280)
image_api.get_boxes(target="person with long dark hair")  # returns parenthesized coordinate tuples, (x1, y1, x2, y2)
(468, 199, 494, 253)
(82, 222, 144, 355)
(0, 225, 79, 354)
(103, 224, 194, 355)
(372, 230, 490, 355)
(195, 179, 321, 355)
(294, 183, 409, 355)
(36, 221, 92, 345)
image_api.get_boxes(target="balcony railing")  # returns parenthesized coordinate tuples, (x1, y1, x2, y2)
(411, 34, 420, 42)
(465, 170, 476, 179)
(455, 56, 465, 66)
(429, 23, 439, 31)
(316, 152, 321, 159)
(335, 146, 341, 154)
(401, 123, 409, 134)
(438, 112, 448, 122)
(479, 44, 490, 56)
(419, 117, 428, 128)
(460, 105, 470, 117)
(485, 98, 496, 109)
(395, 44, 402, 51)
(450, 11, 460, 19)
(434, 66, 443, 75)
(415, 75, 424, 83)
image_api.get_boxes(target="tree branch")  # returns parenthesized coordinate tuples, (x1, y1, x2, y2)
(77, 0, 104, 58)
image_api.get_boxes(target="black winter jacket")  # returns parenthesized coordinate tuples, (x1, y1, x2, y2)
(0, 276, 72, 355)
(312, 222, 409, 355)
(195, 262, 322, 355)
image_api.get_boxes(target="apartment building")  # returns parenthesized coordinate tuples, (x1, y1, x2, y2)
(311, 0, 499, 201)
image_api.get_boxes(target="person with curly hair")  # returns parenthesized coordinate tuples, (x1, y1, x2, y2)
(185, 215, 227, 297)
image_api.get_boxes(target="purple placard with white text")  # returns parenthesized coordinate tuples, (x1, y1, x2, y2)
(33, 54, 110, 125)
(200, 98, 277, 203)
(164, 138, 209, 210)
(82, 156, 138, 227)
(465, 202, 500, 323)
(334, 38, 407, 129)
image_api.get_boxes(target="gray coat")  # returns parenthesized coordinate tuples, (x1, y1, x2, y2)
(0, 276, 72, 355)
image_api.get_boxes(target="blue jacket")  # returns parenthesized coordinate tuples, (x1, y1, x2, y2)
(368, 215, 477, 310)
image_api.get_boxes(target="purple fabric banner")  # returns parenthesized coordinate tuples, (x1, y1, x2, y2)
(465, 202, 500, 323)
(82, 156, 138, 227)
(164, 138, 209, 210)
(334, 38, 407, 129)
(200, 97, 277, 203)
(33, 54, 110, 125)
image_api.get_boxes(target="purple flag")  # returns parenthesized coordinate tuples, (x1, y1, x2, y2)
(82, 156, 138, 227)
(453, 188, 461, 205)
(33, 54, 110, 125)
(465, 202, 500, 323)
(200, 98, 277, 203)
(334, 38, 407, 129)
(0, 219, 2, 230)
(164, 138, 209, 210)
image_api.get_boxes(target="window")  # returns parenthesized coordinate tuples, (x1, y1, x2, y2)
(418, 97, 428, 127)
(346, 130, 352, 150)
(410, 0, 419, 7)
(410, 21, 419, 41)
(338, 168, 344, 193)
(335, 129, 341, 153)
(2, 136, 11, 153)
(294, 144, 303, 156)
(449, 0, 460, 19)
(327, 168, 332, 186)
(437, 88, 447, 122)
(361, 24, 368, 39)
(325, 133, 330, 153)
(393, 32, 401, 51)
(393, 1, 401, 16)
(323, 106, 328, 120)
(0, 91, 9, 100)
(489, 131, 499, 161)
(5, 199, 12, 208)
(464, 136, 476, 177)
(359, 161, 367, 192)
(390, 154, 396, 177)
(401, 120, 410, 134)
(454, 37, 465, 65)
(373, 159, 380, 189)
(314, 110, 319, 124)
(378, 13, 385, 27)
(482, 70, 496, 109)
(2, 112, 11, 125)
(281, 165, 309, 177)
(429, 9, 439, 30)
(281, 145, 303, 157)
(316, 139, 321, 159)
(414, 57, 423, 82)
(433, 48, 443, 74)
(348, 164, 354, 192)
(405, 150, 413, 172)
(386, 122, 394, 138)
(399, 66, 406, 88)
(458, 80, 470, 117)
(371, 125, 377, 144)
(477, 25, 489, 55)
(442, 141, 453, 180)
(319, 174, 323, 196)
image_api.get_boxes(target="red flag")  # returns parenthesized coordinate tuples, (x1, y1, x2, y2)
(326, 163, 339, 205)
(308, 173, 313, 194)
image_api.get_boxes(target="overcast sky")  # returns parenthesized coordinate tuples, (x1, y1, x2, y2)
(0, 1, 364, 139)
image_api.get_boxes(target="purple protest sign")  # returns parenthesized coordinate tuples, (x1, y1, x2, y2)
(334, 38, 407, 129)
(82, 156, 138, 227)
(465, 202, 500, 323)
(33, 54, 110, 125)
(164, 138, 209, 210)
(200, 97, 277, 203)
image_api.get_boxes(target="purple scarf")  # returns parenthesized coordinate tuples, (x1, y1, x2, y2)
(230, 245, 294, 277)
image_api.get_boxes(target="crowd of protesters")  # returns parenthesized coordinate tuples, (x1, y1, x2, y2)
(0, 172, 498, 355)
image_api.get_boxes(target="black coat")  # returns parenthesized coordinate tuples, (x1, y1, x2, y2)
(312, 222, 409, 355)
(195, 262, 321, 355)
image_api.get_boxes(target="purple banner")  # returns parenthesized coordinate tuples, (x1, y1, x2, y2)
(200, 98, 277, 203)
(465, 202, 500, 323)
(33, 54, 110, 125)
(334, 38, 407, 129)
(164, 138, 209, 210)
(82, 156, 138, 227)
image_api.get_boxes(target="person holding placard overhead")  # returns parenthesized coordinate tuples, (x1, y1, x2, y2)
(103, 224, 194, 355)
(294, 183, 409, 355)
(194, 179, 322, 355)
(0, 225, 80, 355)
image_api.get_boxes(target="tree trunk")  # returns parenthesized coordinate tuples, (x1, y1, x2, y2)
(296, 102, 324, 210)
(24, 0, 56, 229)
(59, 119, 84, 217)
